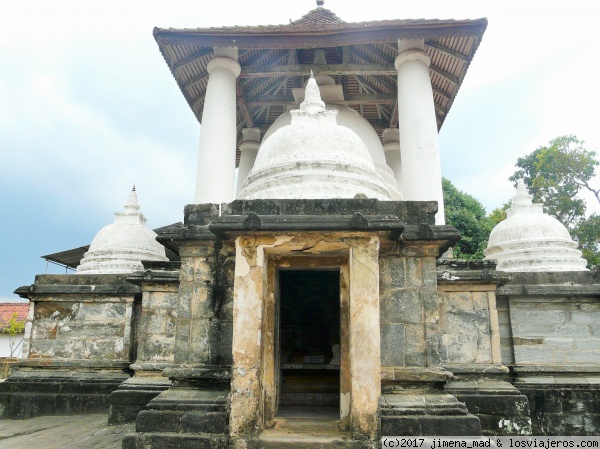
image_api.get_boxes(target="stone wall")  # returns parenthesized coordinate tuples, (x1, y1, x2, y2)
(508, 299, 600, 365)
(1, 274, 138, 418)
(438, 286, 499, 365)
(19, 274, 138, 362)
(497, 271, 600, 436)
(172, 240, 235, 368)
(127, 262, 181, 373)
(379, 242, 441, 370)
(497, 271, 600, 367)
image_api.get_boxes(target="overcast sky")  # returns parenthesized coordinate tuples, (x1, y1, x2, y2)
(1, 0, 599, 301)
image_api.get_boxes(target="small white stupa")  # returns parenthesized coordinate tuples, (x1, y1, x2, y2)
(240, 72, 392, 200)
(76, 187, 169, 274)
(484, 179, 588, 272)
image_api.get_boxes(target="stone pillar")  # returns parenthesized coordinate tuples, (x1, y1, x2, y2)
(349, 237, 381, 441)
(395, 40, 445, 224)
(236, 128, 261, 198)
(383, 128, 402, 198)
(195, 47, 240, 204)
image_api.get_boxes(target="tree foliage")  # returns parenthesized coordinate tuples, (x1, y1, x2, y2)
(573, 214, 600, 269)
(509, 135, 600, 268)
(510, 135, 599, 227)
(443, 178, 494, 259)
(1, 312, 25, 358)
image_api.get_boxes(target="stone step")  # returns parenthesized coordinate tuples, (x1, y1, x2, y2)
(135, 409, 227, 434)
(256, 418, 372, 449)
(122, 432, 228, 449)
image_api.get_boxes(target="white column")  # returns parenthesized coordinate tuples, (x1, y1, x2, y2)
(195, 47, 240, 204)
(236, 127, 261, 198)
(395, 40, 445, 224)
(382, 128, 402, 198)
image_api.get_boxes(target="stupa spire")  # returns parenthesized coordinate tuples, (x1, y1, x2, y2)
(124, 185, 141, 215)
(513, 178, 533, 207)
(76, 187, 167, 274)
(300, 71, 325, 114)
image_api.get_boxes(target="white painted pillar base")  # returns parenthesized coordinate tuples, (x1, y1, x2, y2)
(383, 128, 402, 198)
(395, 40, 445, 224)
(236, 128, 261, 198)
(195, 47, 240, 204)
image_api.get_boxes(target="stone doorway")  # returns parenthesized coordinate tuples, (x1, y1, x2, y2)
(229, 234, 381, 442)
(277, 269, 341, 419)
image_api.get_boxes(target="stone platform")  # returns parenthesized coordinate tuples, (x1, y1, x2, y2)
(0, 413, 134, 449)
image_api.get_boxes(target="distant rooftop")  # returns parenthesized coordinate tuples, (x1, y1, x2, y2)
(0, 303, 28, 331)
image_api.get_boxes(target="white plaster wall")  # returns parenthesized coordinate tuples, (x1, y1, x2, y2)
(0, 333, 24, 358)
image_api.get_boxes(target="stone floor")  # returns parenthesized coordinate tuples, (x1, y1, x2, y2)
(0, 414, 135, 449)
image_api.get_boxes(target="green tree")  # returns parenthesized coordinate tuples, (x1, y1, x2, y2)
(509, 135, 600, 268)
(510, 135, 599, 227)
(572, 214, 600, 269)
(1, 312, 25, 358)
(443, 178, 494, 259)
(489, 201, 511, 226)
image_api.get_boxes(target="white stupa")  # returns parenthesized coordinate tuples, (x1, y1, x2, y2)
(76, 187, 169, 274)
(484, 179, 588, 272)
(239, 73, 392, 200)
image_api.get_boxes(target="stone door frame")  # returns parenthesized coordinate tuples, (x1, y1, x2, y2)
(229, 232, 381, 441)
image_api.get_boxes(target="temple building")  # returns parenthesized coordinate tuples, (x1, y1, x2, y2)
(1, 5, 599, 449)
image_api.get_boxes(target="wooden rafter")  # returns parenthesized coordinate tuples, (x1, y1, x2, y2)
(355, 74, 394, 95)
(192, 95, 205, 113)
(390, 101, 398, 128)
(245, 93, 394, 105)
(244, 76, 283, 96)
(429, 64, 459, 86)
(432, 86, 452, 102)
(172, 48, 212, 72)
(356, 43, 393, 64)
(239, 63, 395, 78)
(183, 72, 209, 90)
(244, 49, 278, 67)
(425, 41, 469, 63)
(236, 79, 254, 128)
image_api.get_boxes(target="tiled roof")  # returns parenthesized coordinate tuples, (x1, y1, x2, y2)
(293, 8, 344, 27)
(0, 303, 28, 332)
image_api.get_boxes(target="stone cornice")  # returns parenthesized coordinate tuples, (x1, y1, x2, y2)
(14, 274, 140, 298)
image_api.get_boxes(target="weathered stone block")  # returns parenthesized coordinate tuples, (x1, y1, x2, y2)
(379, 257, 406, 289)
(380, 289, 422, 324)
(419, 415, 481, 436)
(35, 302, 79, 320)
(514, 346, 555, 363)
(471, 292, 490, 311)
(78, 302, 126, 320)
(405, 258, 423, 288)
(422, 258, 437, 287)
(381, 323, 405, 366)
(208, 319, 233, 365)
(445, 292, 473, 312)
(381, 416, 421, 436)
(574, 339, 600, 351)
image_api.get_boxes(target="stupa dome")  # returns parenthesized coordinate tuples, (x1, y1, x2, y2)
(260, 88, 401, 200)
(239, 73, 392, 200)
(484, 179, 588, 272)
(76, 188, 168, 274)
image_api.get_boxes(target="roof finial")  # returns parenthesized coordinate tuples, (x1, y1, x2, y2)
(317, 0, 324, 6)
(132, 184, 136, 192)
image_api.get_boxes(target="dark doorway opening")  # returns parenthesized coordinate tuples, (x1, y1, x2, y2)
(278, 269, 340, 418)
